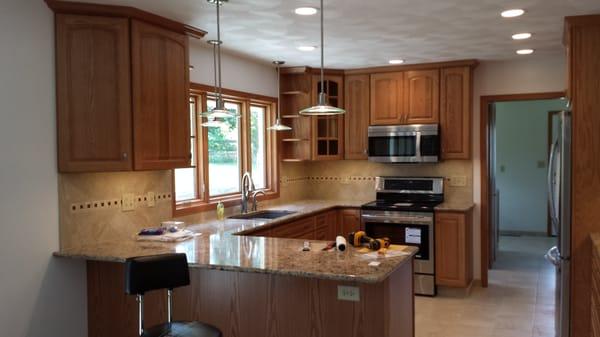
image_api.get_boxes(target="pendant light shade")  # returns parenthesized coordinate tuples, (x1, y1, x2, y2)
(201, 0, 239, 127)
(299, 0, 346, 116)
(268, 61, 292, 131)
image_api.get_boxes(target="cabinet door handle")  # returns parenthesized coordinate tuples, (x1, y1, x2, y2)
(122, 152, 128, 160)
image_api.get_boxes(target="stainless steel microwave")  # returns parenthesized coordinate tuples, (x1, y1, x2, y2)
(367, 124, 440, 163)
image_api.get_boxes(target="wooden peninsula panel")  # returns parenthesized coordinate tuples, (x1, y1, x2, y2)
(86, 260, 414, 337)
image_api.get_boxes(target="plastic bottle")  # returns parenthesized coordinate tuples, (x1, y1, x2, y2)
(216, 201, 225, 220)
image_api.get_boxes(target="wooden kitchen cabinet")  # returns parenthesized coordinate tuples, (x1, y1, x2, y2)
(404, 69, 439, 124)
(315, 210, 338, 240)
(56, 15, 132, 172)
(131, 20, 191, 170)
(440, 66, 472, 159)
(435, 210, 473, 288)
(338, 208, 361, 236)
(311, 75, 345, 160)
(271, 216, 316, 239)
(370, 72, 405, 125)
(54, 12, 193, 172)
(344, 74, 370, 159)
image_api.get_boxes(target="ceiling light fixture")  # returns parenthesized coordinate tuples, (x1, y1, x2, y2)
(389, 59, 404, 64)
(201, 0, 240, 128)
(297, 45, 316, 52)
(299, 0, 346, 116)
(267, 61, 292, 131)
(512, 32, 532, 40)
(294, 7, 318, 15)
(501, 9, 525, 18)
(516, 48, 534, 55)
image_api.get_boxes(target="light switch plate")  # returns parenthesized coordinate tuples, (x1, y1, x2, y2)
(122, 193, 135, 211)
(337, 286, 360, 302)
(449, 176, 467, 187)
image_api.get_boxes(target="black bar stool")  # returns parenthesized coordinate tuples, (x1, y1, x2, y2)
(125, 253, 222, 337)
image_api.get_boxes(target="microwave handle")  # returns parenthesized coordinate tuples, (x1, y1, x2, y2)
(415, 131, 422, 160)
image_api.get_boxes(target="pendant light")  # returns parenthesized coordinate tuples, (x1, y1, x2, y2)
(267, 61, 292, 131)
(201, 0, 239, 127)
(299, 0, 346, 116)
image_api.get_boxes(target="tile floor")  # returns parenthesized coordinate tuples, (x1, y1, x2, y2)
(415, 235, 557, 337)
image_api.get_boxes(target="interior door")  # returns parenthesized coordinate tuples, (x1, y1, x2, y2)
(489, 103, 499, 266)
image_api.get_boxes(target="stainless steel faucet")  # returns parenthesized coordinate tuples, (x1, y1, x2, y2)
(251, 190, 266, 212)
(240, 172, 255, 214)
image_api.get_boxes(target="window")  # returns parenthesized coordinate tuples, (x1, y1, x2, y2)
(173, 84, 279, 215)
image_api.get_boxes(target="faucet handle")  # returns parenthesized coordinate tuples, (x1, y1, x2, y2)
(251, 190, 266, 212)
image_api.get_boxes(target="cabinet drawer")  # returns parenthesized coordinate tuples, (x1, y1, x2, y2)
(271, 217, 315, 239)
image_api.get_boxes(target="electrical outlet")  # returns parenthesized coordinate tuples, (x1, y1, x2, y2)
(122, 193, 135, 211)
(147, 192, 155, 207)
(449, 176, 467, 187)
(337, 286, 360, 302)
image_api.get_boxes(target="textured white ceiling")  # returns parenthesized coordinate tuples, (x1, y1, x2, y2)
(77, 0, 600, 68)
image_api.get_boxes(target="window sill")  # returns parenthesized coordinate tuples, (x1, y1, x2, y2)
(173, 190, 280, 217)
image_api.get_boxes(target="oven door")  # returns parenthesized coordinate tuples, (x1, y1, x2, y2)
(361, 210, 434, 275)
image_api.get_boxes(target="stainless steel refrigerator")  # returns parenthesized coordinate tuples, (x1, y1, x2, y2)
(546, 109, 571, 337)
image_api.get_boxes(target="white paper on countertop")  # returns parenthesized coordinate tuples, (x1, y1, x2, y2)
(135, 230, 200, 242)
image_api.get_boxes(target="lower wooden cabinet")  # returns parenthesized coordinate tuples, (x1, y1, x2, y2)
(271, 216, 315, 240)
(592, 242, 600, 337)
(435, 209, 473, 287)
(338, 209, 361, 235)
(247, 208, 359, 241)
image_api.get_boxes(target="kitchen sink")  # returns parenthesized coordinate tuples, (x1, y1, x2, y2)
(228, 210, 296, 220)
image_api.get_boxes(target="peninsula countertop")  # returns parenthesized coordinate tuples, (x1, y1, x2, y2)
(54, 200, 418, 283)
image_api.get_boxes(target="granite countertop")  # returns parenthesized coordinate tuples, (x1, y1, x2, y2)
(54, 200, 417, 283)
(434, 201, 475, 212)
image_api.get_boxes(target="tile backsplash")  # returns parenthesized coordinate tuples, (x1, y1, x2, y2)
(58, 160, 472, 249)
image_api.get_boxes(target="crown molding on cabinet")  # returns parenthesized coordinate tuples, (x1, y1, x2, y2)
(344, 59, 479, 75)
(44, 0, 207, 39)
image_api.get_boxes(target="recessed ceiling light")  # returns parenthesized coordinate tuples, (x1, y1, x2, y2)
(294, 7, 318, 15)
(512, 32, 532, 40)
(297, 45, 316, 51)
(389, 59, 405, 64)
(501, 9, 525, 18)
(516, 49, 534, 55)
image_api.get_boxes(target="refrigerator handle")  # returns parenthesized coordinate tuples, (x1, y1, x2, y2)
(547, 140, 559, 228)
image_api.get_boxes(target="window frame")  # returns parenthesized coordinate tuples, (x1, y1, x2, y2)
(173, 83, 280, 216)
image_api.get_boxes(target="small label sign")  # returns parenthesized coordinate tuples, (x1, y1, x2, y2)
(337, 286, 360, 302)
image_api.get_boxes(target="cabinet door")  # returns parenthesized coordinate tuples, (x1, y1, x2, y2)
(370, 72, 404, 125)
(315, 211, 337, 241)
(435, 211, 472, 287)
(131, 20, 191, 170)
(271, 216, 315, 239)
(338, 209, 361, 236)
(344, 74, 370, 159)
(56, 15, 132, 172)
(440, 67, 471, 159)
(404, 70, 439, 124)
(311, 75, 344, 160)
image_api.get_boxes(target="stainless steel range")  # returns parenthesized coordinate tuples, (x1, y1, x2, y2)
(361, 177, 444, 296)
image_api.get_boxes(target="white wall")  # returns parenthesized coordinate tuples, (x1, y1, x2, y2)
(494, 99, 567, 234)
(189, 42, 278, 97)
(0, 0, 87, 336)
(472, 55, 566, 279)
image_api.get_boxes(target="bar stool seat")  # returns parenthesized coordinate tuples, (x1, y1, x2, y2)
(125, 253, 222, 337)
(141, 322, 221, 337)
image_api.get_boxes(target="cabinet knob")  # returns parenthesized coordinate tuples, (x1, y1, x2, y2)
(122, 152, 128, 160)
(363, 149, 368, 155)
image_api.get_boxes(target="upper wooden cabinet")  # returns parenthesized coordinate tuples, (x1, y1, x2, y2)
(404, 70, 439, 124)
(131, 20, 191, 170)
(54, 12, 192, 172)
(56, 15, 132, 172)
(311, 75, 344, 160)
(344, 74, 370, 159)
(440, 67, 472, 159)
(370, 72, 404, 125)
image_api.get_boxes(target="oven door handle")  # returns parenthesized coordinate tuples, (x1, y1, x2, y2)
(361, 214, 432, 224)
